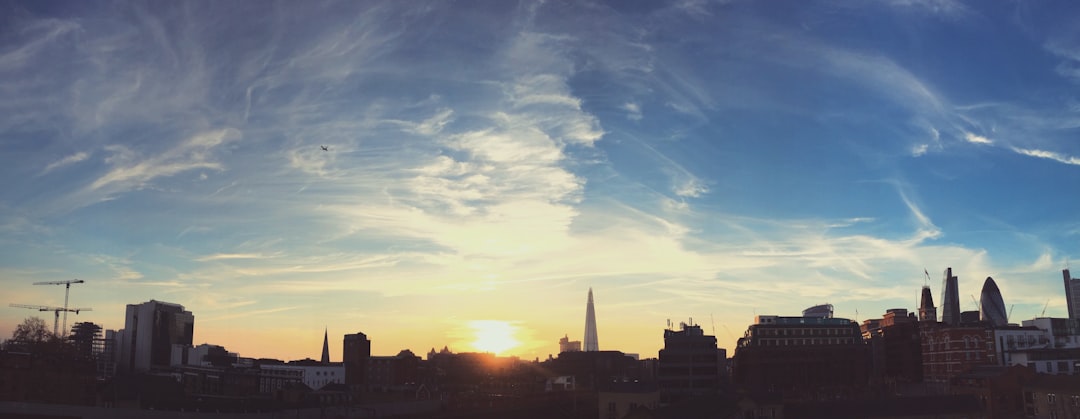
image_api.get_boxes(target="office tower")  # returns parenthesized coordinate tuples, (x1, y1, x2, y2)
(979, 277, 1008, 326)
(919, 286, 937, 322)
(658, 322, 722, 403)
(941, 267, 961, 326)
(321, 328, 331, 363)
(343, 332, 371, 394)
(1065, 269, 1080, 320)
(584, 288, 599, 351)
(118, 300, 194, 373)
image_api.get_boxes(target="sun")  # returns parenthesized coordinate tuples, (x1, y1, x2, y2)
(468, 320, 521, 355)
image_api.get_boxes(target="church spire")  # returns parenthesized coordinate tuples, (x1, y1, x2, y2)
(321, 328, 330, 363)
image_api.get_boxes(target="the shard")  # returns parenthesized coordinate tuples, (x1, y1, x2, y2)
(584, 288, 599, 351)
(321, 328, 331, 363)
(941, 267, 961, 326)
(979, 277, 1008, 326)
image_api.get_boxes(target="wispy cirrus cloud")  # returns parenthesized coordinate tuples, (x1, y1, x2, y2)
(1011, 147, 1080, 166)
(39, 152, 89, 175)
(90, 128, 240, 191)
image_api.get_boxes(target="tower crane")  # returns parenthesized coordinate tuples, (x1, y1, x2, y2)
(9, 304, 92, 336)
(33, 279, 84, 338)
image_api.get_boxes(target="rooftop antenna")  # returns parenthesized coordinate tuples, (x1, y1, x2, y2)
(33, 279, 85, 338)
(923, 268, 930, 286)
(710, 313, 716, 335)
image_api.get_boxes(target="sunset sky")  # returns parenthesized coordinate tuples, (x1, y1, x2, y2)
(3, 0, 1080, 361)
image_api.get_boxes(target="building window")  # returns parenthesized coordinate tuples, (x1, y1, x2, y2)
(1049, 393, 1056, 403)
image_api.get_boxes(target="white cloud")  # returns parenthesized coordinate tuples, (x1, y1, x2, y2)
(90, 128, 240, 192)
(1011, 147, 1080, 166)
(886, 0, 971, 18)
(196, 253, 279, 262)
(674, 177, 709, 198)
(964, 132, 992, 144)
(911, 144, 929, 157)
(623, 102, 643, 121)
(40, 151, 89, 175)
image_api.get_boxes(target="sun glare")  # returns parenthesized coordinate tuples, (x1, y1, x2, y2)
(468, 320, 521, 355)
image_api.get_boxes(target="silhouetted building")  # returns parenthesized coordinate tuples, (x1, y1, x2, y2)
(960, 310, 981, 324)
(941, 268, 961, 326)
(980, 277, 1008, 327)
(366, 349, 420, 392)
(919, 285, 938, 323)
(559, 334, 582, 353)
(657, 322, 723, 403)
(865, 309, 923, 384)
(1065, 269, 1080, 320)
(547, 350, 643, 390)
(949, 365, 1034, 419)
(321, 328, 331, 363)
(343, 332, 370, 395)
(188, 343, 237, 368)
(921, 324, 994, 383)
(802, 303, 833, 318)
(734, 314, 869, 400)
(1022, 374, 1080, 418)
(585, 287, 600, 352)
(118, 299, 194, 373)
(598, 381, 660, 419)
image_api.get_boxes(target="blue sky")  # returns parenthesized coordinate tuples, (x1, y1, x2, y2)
(2, 0, 1080, 360)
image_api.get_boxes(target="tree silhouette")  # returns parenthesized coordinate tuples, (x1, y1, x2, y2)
(5, 316, 65, 353)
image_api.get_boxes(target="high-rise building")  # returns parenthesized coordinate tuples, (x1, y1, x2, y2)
(1064, 269, 1080, 320)
(658, 322, 723, 403)
(118, 300, 194, 373)
(343, 332, 371, 394)
(584, 288, 599, 352)
(941, 268, 961, 326)
(980, 277, 1008, 326)
(321, 328, 331, 363)
(919, 285, 937, 323)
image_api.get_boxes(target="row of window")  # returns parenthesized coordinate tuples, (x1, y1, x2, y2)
(755, 328, 853, 337)
(753, 338, 856, 346)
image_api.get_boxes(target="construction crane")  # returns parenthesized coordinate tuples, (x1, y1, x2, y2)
(970, 294, 981, 311)
(33, 279, 84, 338)
(1041, 300, 1050, 317)
(9, 304, 92, 336)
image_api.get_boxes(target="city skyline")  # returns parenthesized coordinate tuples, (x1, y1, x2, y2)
(3, 1, 1080, 361)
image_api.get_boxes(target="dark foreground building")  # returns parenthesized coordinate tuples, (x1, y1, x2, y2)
(657, 322, 724, 403)
(734, 314, 869, 400)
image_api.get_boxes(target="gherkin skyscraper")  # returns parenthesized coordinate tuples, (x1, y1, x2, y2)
(979, 277, 1008, 326)
(584, 288, 599, 351)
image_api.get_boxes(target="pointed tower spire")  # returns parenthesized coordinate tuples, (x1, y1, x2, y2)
(584, 287, 599, 351)
(321, 328, 331, 363)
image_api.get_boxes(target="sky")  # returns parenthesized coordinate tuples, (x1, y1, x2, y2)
(2, 0, 1080, 362)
